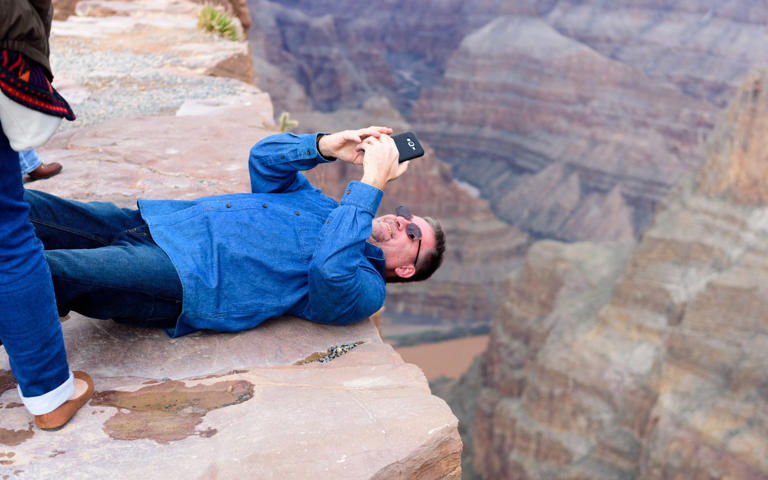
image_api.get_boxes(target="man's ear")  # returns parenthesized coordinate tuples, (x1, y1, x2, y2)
(394, 264, 416, 279)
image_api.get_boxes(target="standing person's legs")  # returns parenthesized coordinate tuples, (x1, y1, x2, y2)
(18, 149, 41, 175)
(18, 150, 62, 180)
(0, 131, 74, 416)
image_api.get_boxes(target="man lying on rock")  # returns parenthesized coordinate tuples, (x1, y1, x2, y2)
(25, 126, 445, 337)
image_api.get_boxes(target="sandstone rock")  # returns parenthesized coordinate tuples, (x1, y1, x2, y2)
(34, 86, 273, 204)
(470, 239, 634, 479)
(205, 50, 255, 85)
(468, 71, 768, 478)
(50, 0, 256, 135)
(431, 354, 487, 480)
(561, 186, 635, 242)
(696, 70, 768, 205)
(52, 0, 80, 19)
(0, 314, 461, 478)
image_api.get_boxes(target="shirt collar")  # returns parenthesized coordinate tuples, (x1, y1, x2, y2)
(364, 243, 386, 279)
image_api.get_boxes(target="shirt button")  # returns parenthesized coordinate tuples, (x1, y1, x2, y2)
(295, 211, 300, 216)
(226, 203, 232, 208)
(262, 203, 268, 208)
(346, 189, 352, 195)
(326, 219, 331, 224)
(306, 149, 311, 155)
(281, 155, 285, 160)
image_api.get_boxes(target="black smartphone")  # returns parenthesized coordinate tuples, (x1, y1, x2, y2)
(392, 131, 425, 162)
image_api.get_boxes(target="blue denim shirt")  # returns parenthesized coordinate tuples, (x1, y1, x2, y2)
(138, 133, 387, 337)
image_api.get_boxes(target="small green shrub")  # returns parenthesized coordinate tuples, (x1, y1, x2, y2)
(197, 4, 242, 41)
(278, 112, 299, 132)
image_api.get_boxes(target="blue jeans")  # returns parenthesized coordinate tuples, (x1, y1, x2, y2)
(0, 129, 71, 411)
(18, 149, 41, 175)
(24, 190, 183, 329)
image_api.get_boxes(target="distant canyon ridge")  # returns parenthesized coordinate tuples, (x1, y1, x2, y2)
(243, 0, 768, 242)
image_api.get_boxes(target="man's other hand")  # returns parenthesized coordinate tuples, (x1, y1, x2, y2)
(359, 134, 408, 191)
(318, 126, 393, 164)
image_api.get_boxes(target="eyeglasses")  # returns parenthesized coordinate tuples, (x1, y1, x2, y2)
(395, 205, 422, 266)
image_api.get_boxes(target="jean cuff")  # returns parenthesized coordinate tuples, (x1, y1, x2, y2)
(18, 371, 74, 415)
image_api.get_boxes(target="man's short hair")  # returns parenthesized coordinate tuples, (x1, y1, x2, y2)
(387, 216, 445, 283)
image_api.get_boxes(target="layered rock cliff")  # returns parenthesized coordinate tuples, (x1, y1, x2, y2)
(0, 2, 461, 477)
(412, 14, 709, 241)
(244, 0, 768, 242)
(467, 70, 768, 478)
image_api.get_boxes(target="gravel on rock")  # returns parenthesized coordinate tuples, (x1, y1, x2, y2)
(49, 37, 255, 132)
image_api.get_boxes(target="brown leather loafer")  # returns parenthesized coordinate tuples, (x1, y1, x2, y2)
(28, 162, 63, 180)
(34, 371, 94, 431)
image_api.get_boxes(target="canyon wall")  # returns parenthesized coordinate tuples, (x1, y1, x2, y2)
(245, 0, 768, 242)
(467, 70, 768, 478)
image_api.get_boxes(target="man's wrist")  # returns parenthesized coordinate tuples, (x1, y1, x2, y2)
(316, 133, 334, 160)
(360, 174, 386, 191)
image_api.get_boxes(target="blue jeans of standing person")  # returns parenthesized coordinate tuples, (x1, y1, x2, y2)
(0, 127, 74, 415)
(23, 190, 183, 328)
(18, 149, 41, 175)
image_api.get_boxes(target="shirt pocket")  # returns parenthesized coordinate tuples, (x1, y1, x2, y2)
(295, 214, 324, 259)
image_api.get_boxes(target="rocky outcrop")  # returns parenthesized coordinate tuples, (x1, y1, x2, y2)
(431, 354, 488, 480)
(0, 2, 461, 477)
(468, 71, 768, 478)
(52, 0, 80, 19)
(696, 73, 768, 206)
(245, 0, 768, 242)
(0, 313, 460, 478)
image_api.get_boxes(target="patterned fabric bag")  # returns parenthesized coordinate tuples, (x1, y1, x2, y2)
(0, 49, 75, 150)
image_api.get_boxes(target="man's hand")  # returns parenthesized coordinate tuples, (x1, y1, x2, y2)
(317, 126, 393, 164)
(359, 134, 408, 191)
